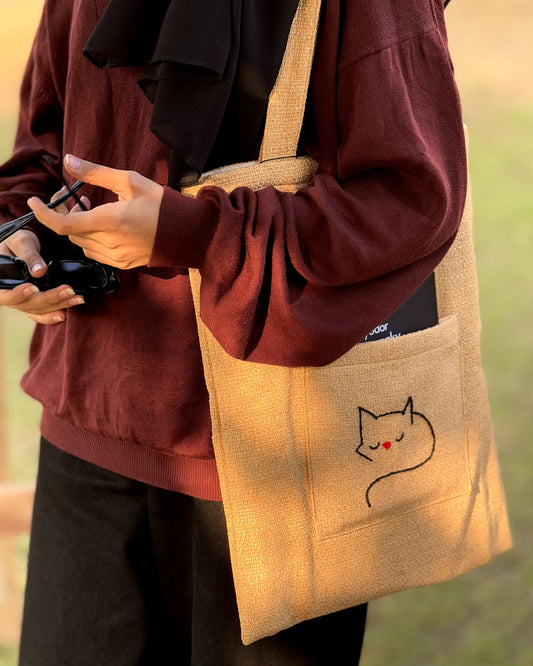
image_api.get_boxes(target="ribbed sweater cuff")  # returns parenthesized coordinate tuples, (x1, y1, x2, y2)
(148, 185, 218, 269)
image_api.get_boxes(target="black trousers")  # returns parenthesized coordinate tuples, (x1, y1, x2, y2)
(19, 439, 367, 666)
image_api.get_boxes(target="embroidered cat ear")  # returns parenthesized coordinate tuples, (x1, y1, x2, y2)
(359, 406, 378, 423)
(356, 407, 378, 461)
(402, 397, 414, 425)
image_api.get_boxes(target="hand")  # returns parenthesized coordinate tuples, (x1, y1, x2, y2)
(27, 155, 164, 269)
(0, 228, 85, 325)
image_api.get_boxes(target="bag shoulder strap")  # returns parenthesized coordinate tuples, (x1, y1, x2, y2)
(259, 0, 323, 162)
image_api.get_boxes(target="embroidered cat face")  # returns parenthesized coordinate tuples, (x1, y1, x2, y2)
(356, 397, 435, 507)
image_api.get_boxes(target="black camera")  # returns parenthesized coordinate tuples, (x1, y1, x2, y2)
(0, 255, 120, 296)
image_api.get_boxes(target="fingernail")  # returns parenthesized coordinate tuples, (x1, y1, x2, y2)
(59, 288, 75, 298)
(23, 285, 39, 297)
(50, 186, 67, 202)
(70, 296, 85, 306)
(30, 262, 46, 273)
(65, 154, 81, 170)
(27, 198, 36, 209)
(53, 314, 65, 323)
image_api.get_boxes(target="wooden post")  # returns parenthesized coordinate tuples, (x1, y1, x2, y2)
(1, 0, 48, 648)
(0, 315, 34, 645)
(0, 485, 34, 536)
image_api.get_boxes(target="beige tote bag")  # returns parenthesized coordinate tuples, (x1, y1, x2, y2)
(183, 0, 511, 645)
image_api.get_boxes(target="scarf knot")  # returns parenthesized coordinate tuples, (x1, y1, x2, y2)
(84, 0, 299, 180)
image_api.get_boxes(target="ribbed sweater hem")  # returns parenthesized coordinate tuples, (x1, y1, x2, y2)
(40, 410, 222, 501)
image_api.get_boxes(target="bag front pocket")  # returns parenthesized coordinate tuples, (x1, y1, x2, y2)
(304, 314, 470, 539)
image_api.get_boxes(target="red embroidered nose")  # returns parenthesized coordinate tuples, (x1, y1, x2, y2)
(382, 441, 392, 450)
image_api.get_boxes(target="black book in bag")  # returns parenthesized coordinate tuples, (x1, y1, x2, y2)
(362, 273, 439, 342)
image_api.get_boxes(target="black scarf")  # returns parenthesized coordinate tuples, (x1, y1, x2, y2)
(84, 0, 299, 183)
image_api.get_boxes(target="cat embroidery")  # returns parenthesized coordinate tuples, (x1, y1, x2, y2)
(355, 397, 435, 507)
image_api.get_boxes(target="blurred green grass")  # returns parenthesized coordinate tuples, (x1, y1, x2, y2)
(0, 121, 16, 161)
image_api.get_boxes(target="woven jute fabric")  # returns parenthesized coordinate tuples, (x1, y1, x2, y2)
(183, 0, 511, 645)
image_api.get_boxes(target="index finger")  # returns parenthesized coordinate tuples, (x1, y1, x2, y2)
(63, 154, 137, 200)
(26, 197, 114, 237)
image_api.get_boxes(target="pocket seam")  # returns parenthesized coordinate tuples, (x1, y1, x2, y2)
(304, 313, 471, 541)
(329, 314, 459, 368)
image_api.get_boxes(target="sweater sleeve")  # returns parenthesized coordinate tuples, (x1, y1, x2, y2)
(149, 1, 468, 367)
(0, 0, 70, 230)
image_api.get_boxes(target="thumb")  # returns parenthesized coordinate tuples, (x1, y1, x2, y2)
(9, 230, 47, 277)
(64, 154, 134, 199)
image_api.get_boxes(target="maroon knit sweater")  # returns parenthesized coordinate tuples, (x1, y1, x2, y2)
(0, 0, 467, 501)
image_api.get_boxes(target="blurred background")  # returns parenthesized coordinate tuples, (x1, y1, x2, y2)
(0, 0, 532, 664)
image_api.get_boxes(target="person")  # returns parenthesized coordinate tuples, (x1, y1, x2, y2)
(0, 0, 466, 663)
